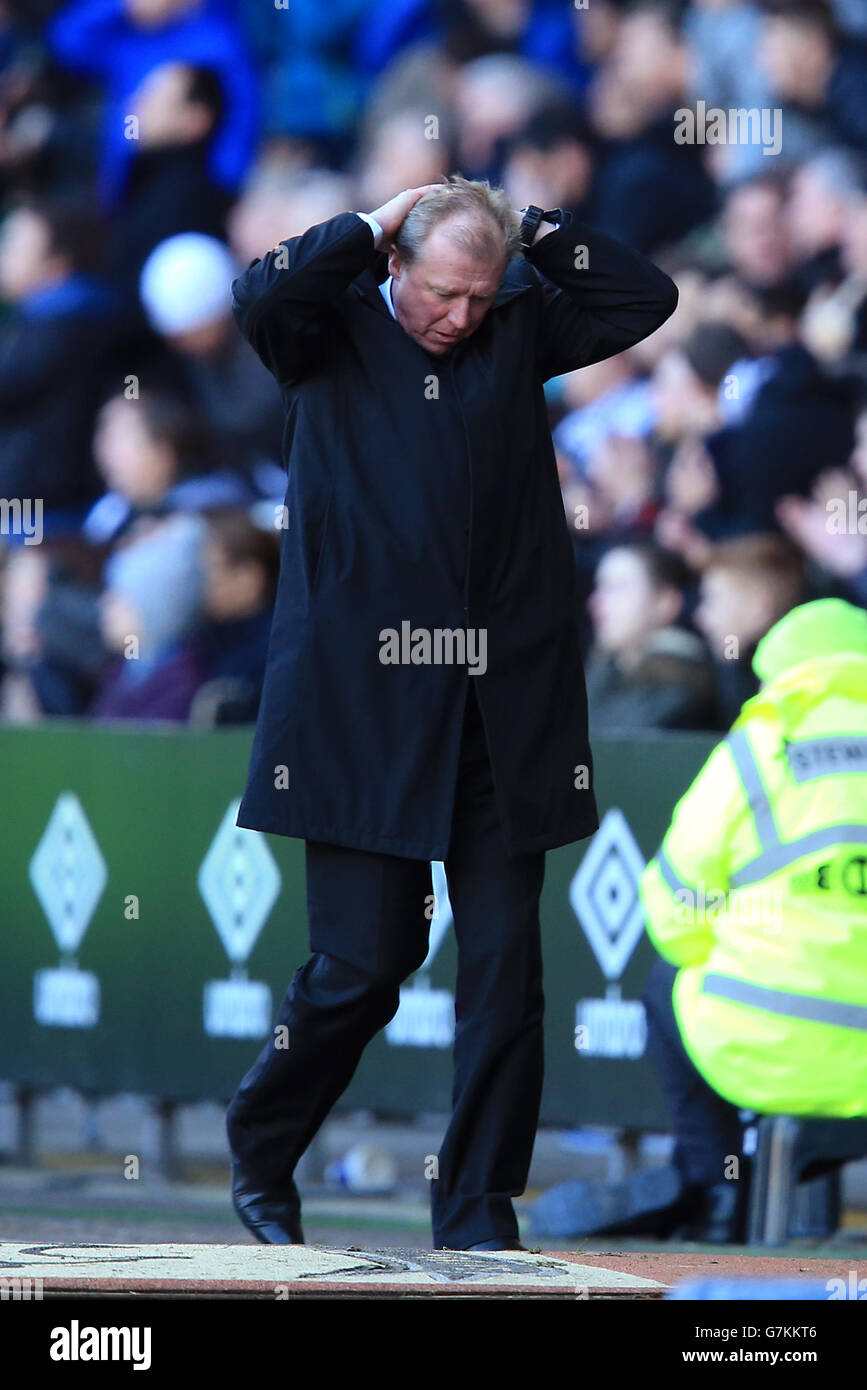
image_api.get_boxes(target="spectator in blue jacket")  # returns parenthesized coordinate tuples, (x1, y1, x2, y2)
(48, 0, 259, 208)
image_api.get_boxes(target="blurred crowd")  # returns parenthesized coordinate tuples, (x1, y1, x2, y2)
(0, 0, 866, 729)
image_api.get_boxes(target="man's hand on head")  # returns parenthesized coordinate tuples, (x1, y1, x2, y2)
(369, 186, 442, 247)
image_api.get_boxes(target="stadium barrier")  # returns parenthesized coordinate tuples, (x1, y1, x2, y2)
(0, 721, 718, 1147)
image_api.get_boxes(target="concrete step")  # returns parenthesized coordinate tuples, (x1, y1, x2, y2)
(2, 1240, 866, 1300)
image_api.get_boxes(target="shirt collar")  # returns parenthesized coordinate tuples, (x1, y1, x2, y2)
(379, 276, 396, 319)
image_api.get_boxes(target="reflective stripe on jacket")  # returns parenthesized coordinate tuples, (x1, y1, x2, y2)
(640, 652, 867, 1116)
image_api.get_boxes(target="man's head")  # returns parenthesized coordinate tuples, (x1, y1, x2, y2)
(94, 391, 209, 503)
(758, 0, 838, 107)
(653, 322, 750, 442)
(589, 540, 690, 664)
(722, 176, 791, 287)
(387, 176, 520, 356)
(695, 533, 804, 660)
(229, 167, 352, 267)
(204, 510, 280, 622)
(357, 109, 451, 213)
(0, 197, 102, 301)
(503, 102, 596, 213)
(607, 2, 689, 117)
(786, 149, 864, 259)
(131, 61, 224, 150)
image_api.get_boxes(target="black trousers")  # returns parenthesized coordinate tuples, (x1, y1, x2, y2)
(641, 955, 744, 1188)
(226, 679, 547, 1249)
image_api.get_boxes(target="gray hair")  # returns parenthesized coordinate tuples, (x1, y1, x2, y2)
(394, 175, 521, 266)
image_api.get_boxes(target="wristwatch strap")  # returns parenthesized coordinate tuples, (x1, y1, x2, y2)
(518, 205, 544, 250)
(519, 206, 565, 250)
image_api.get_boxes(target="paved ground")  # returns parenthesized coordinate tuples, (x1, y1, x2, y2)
(4, 1240, 867, 1299)
(0, 1241, 664, 1298)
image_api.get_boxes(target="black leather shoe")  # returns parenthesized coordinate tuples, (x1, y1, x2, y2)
(231, 1163, 304, 1244)
(462, 1239, 526, 1251)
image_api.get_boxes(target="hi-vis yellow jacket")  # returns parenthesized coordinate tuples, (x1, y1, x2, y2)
(640, 649, 867, 1116)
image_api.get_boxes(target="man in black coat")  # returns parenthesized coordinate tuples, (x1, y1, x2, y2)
(226, 177, 677, 1251)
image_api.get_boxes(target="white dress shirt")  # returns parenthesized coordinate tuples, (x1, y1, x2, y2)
(355, 212, 396, 319)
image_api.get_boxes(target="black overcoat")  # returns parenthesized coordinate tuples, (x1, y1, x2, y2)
(232, 210, 677, 859)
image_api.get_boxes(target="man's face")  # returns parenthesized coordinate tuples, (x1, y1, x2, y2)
(389, 219, 506, 356)
(0, 208, 60, 300)
(589, 549, 675, 656)
(759, 17, 832, 106)
(696, 568, 783, 657)
(724, 185, 791, 287)
(93, 397, 176, 502)
(132, 63, 209, 148)
(652, 350, 716, 441)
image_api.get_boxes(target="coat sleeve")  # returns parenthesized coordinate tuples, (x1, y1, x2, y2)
(231, 212, 380, 386)
(639, 739, 746, 968)
(523, 212, 679, 381)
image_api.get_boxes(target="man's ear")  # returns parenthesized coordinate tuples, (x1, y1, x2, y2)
(387, 249, 402, 280)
